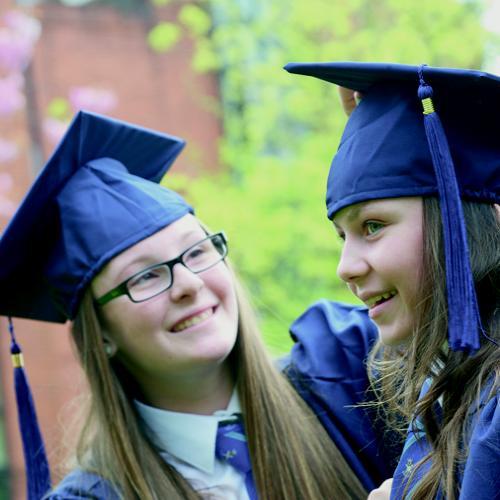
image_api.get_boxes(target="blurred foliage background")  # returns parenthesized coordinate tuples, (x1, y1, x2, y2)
(7, 0, 500, 355)
(151, 0, 495, 352)
(0, 1, 498, 496)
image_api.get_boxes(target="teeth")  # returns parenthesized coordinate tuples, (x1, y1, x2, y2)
(365, 291, 397, 307)
(173, 309, 213, 332)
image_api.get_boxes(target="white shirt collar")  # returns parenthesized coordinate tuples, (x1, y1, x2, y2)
(135, 391, 242, 474)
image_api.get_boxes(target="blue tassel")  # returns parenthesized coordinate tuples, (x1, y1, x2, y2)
(417, 67, 480, 353)
(8, 318, 51, 499)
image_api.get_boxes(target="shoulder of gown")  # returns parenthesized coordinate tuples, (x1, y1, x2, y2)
(459, 388, 500, 499)
(391, 378, 499, 500)
(44, 469, 120, 500)
(287, 299, 378, 380)
(284, 299, 402, 491)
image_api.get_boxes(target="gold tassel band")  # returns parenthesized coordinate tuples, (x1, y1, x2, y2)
(11, 353, 24, 368)
(422, 97, 435, 115)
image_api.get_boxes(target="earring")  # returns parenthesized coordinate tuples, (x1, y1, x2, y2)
(103, 342, 116, 357)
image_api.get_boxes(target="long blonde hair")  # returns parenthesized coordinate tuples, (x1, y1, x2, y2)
(67, 261, 366, 499)
(368, 198, 500, 500)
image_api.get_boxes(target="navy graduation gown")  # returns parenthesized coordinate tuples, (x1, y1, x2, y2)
(44, 469, 120, 499)
(284, 299, 402, 491)
(460, 390, 499, 499)
(391, 379, 499, 499)
(48, 299, 399, 497)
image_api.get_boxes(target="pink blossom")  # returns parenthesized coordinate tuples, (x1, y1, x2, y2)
(0, 195, 16, 216)
(0, 11, 41, 73)
(0, 72, 25, 116)
(0, 137, 19, 163)
(43, 117, 69, 145)
(0, 172, 16, 216)
(0, 29, 32, 72)
(0, 171, 13, 191)
(69, 87, 118, 114)
(3, 11, 41, 44)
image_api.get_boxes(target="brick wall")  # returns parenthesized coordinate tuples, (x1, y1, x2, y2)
(0, 1, 221, 497)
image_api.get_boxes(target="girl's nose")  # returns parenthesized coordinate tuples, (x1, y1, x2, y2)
(336, 239, 370, 284)
(168, 263, 204, 301)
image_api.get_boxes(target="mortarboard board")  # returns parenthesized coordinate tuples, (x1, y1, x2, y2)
(284, 61, 500, 355)
(0, 110, 193, 323)
(0, 110, 193, 498)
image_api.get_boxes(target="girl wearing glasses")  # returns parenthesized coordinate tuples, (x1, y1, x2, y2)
(0, 111, 394, 499)
(285, 62, 499, 500)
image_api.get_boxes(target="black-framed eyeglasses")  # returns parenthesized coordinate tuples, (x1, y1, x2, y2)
(95, 232, 228, 306)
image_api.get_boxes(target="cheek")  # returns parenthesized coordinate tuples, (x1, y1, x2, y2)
(205, 267, 238, 312)
(408, 228, 424, 276)
(398, 228, 424, 304)
(100, 300, 161, 346)
(346, 281, 356, 296)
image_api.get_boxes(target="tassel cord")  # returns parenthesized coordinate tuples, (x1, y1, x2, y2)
(417, 66, 482, 353)
(8, 318, 52, 499)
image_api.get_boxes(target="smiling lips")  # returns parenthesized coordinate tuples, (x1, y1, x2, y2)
(364, 291, 398, 320)
(364, 290, 397, 308)
(172, 307, 215, 333)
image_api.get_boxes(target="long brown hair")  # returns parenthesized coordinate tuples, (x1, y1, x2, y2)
(368, 198, 500, 499)
(66, 261, 366, 499)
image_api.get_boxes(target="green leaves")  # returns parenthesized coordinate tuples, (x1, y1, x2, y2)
(179, 5, 212, 36)
(157, 0, 486, 352)
(46, 98, 70, 120)
(147, 22, 181, 53)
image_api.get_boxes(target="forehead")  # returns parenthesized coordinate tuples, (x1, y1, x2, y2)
(332, 197, 423, 226)
(92, 214, 205, 288)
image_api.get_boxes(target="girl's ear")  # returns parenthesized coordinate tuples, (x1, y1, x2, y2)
(337, 86, 363, 117)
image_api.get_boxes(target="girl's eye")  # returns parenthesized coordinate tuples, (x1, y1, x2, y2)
(130, 269, 161, 288)
(364, 221, 384, 236)
(140, 272, 157, 282)
(332, 224, 345, 241)
(185, 240, 213, 261)
(187, 247, 205, 259)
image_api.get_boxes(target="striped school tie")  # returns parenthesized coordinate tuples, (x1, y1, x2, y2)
(391, 379, 442, 499)
(215, 420, 258, 500)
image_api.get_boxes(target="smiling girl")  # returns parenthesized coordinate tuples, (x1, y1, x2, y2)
(0, 111, 394, 499)
(333, 197, 424, 346)
(285, 62, 499, 499)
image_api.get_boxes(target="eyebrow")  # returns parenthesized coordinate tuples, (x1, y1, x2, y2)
(115, 229, 205, 282)
(332, 203, 364, 229)
(113, 256, 154, 285)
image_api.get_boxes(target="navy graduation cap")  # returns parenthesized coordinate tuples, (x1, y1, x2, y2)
(0, 110, 193, 323)
(285, 62, 500, 355)
(0, 110, 193, 498)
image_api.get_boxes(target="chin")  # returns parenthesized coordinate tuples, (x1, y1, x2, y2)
(377, 324, 412, 347)
(198, 331, 237, 359)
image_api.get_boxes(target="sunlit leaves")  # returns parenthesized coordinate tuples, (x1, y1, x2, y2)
(151, 0, 173, 6)
(147, 22, 181, 53)
(156, 0, 486, 351)
(191, 38, 219, 72)
(47, 97, 70, 120)
(179, 4, 212, 36)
